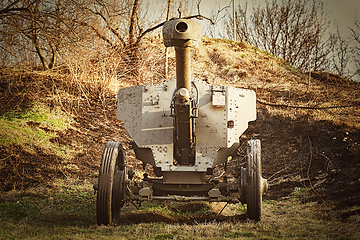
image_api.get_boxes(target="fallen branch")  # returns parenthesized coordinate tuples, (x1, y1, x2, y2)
(267, 167, 288, 181)
(0, 154, 15, 161)
(268, 172, 301, 185)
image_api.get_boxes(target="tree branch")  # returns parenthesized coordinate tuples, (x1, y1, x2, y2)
(194, 0, 230, 25)
(128, 0, 140, 46)
(135, 13, 220, 46)
(85, 7, 125, 47)
(80, 22, 116, 50)
(135, 21, 166, 45)
(0, 0, 37, 15)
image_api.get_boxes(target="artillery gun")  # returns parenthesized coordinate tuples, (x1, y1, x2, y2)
(94, 19, 268, 225)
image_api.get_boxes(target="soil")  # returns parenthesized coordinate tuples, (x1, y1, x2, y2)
(1, 66, 360, 224)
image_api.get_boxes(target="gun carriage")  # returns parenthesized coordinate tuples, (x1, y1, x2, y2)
(94, 19, 268, 225)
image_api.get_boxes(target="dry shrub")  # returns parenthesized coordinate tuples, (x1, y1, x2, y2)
(58, 36, 170, 107)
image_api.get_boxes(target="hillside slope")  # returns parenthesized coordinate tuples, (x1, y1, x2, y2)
(1, 37, 360, 210)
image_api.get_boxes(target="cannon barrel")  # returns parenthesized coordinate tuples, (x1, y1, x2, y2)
(162, 19, 201, 165)
(163, 19, 201, 91)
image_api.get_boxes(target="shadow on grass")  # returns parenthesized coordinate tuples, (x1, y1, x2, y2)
(1, 190, 251, 228)
(117, 211, 248, 225)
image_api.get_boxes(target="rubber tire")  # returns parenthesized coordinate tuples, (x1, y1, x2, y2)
(246, 139, 262, 221)
(96, 141, 126, 225)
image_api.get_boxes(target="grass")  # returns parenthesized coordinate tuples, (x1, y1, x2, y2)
(0, 103, 73, 157)
(1, 102, 71, 128)
(0, 183, 358, 240)
(140, 202, 174, 216)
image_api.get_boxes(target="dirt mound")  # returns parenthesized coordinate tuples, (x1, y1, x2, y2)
(310, 71, 351, 86)
(0, 95, 137, 191)
(1, 37, 360, 211)
(251, 106, 360, 208)
(0, 145, 63, 190)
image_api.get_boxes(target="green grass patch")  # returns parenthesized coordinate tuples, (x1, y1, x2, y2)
(0, 103, 73, 157)
(2, 103, 69, 128)
(141, 202, 170, 213)
(0, 183, 96, 228)
(140, 202, 211, 217)
(290, 187, 307, 197)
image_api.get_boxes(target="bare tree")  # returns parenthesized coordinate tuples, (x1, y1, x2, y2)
(331, 29, 351, 77)
(350, 13, 360, 79)
(232, 2, 250, 43)
(0, 0, 228, 71)
(0, 0, 82, 69)
(224, 0, 335, 72)
(0, 0, 34, 15)
(80, 0, 227, 72)
(79, 0, 169, 70)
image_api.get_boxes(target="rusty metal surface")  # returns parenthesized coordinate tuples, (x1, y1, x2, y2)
(164, 19, 200, 165)
(117, 79, 175, 169)
(162, 19, 201, 48)
(175, 47, 191, 91)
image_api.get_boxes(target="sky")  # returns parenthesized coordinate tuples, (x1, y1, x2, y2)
(328, 0, 359, 35)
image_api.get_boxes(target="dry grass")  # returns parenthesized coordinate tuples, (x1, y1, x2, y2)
(1, 36, 360, 239)
(3, 35, 357, 128)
